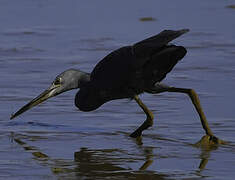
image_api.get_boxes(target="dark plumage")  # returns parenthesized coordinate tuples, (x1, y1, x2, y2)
(75, 29, 188, 111)
(11, 28, 221, 143)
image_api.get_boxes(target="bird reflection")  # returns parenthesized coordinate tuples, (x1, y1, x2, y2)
(132, 136, 154, 171)
(12, 133, 166, 179)
(12, 133, 227, 179)
(193, 135, 225, 172)
(73, 147, 164, 179)
(198, 152, 210, 171)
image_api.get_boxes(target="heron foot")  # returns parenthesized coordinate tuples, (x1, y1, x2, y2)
(194, 135, 226, 149)
(130, 120, 152, 138)
(209, 135, 219, 144)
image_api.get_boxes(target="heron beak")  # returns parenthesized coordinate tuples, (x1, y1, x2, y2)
(10, 84, 60, 120)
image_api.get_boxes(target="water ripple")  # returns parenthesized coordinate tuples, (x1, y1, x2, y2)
(2, 28, 54, 37)
(0, 46, 44, 56)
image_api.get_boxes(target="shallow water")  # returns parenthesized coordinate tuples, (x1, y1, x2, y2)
(1, 0, 235, 179)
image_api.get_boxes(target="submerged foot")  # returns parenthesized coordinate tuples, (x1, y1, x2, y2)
(130, 130, 142, 138)
(209, 135, 220, 144)
(130, 120, 152, 138)
(194, 135, 226, 149)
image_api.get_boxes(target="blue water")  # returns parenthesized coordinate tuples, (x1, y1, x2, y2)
(1, 0, 235, 179)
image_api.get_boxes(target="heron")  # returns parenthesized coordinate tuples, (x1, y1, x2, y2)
(10, 29, 220, 144)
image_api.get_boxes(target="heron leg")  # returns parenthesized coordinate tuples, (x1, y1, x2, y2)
(167, 87, 219, 143)
(130, 95, 154, 138)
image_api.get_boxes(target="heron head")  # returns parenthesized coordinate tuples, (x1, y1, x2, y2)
(10, 69, 90, 119)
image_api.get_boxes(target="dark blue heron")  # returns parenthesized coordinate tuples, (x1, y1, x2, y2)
(10, 29, 220, 143)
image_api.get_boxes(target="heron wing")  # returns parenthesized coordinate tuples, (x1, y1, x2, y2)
(90, 29, 189, 89)
(132, 29, 189, 68)
(90, 46, 134, 89)
(143, 45, 187, 86)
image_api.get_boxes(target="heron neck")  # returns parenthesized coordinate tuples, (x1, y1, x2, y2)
(78, 72, 91, 88)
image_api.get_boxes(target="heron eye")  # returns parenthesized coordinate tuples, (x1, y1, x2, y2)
(54, 78, 61, 85)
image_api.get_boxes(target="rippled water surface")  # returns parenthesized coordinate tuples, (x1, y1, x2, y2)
(1, 0, 235, 179)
